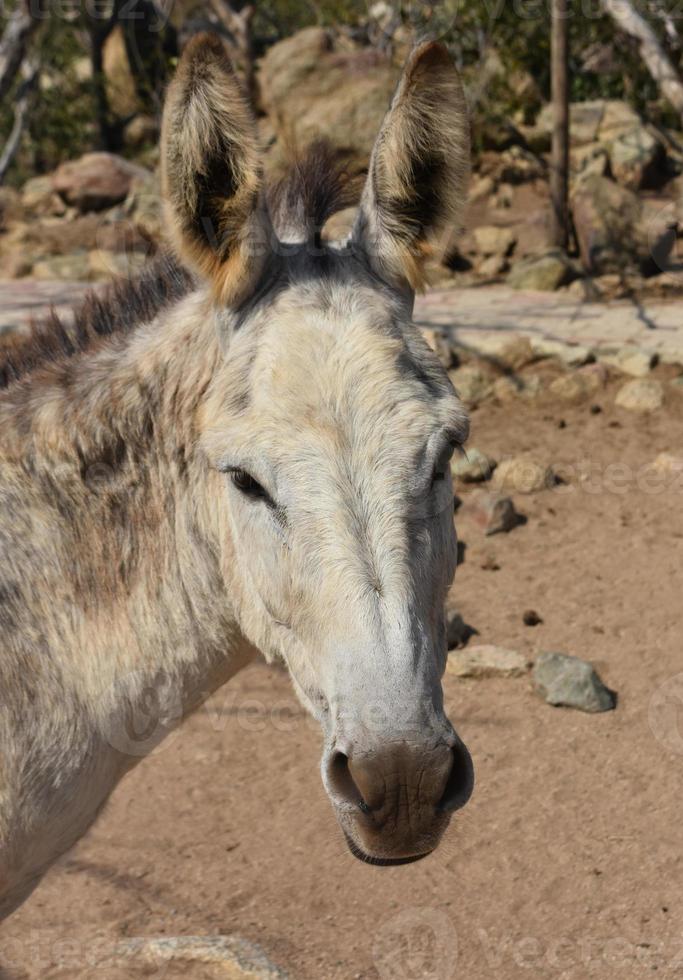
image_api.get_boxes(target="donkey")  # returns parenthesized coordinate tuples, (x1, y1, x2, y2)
(0, 34, 473, 920)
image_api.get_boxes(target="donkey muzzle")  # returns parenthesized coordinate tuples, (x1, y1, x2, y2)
(322, 733, 473, 864)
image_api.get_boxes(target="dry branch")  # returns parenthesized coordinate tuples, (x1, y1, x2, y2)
(601, 0, 683, 116)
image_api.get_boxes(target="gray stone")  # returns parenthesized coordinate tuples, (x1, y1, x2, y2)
(447, 644, 529, 678)
(32, 252, 92, 281)
(571, 175, 674, 276)
(531, 337, 594, 367)
(615, 378, 664, 412)
(451, 447, 496, 483)
(446, 610, 477, 650)
(507, 249, 576, 291)
(449, 365, 493, 407)
(473, 225, 517, 257)
(463, 490, 525, 536)
(597, 346, 656, 377)
(533, 652, 616, 712)
(492, 456, 555, 494)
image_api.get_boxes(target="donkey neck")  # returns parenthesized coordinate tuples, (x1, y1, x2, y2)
(0, 288, 255, 716)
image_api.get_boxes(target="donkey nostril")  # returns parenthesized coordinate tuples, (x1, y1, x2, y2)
(437, 742, 474, 813)
(327, 751, 367, 812)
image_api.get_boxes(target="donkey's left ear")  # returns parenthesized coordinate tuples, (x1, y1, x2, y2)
(353, 41, 470, 292)
(161, 33, 269, 304)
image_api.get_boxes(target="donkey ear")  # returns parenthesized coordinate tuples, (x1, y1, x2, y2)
(161, 33, 268, 304)
(353, 41, 470, 292)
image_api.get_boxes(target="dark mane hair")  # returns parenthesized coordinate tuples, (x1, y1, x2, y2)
(0, 254, 194, 391)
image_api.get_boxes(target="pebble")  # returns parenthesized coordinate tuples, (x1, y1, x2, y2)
(615, 378, 664, 412)
(548, 363, 607, 404)
(492, 456, 556, 494)
(598, 346, 657, 378)
(523, 609, 543, 626)
(446, 610, 477, 650)
(532, 338, 594, 367)
(532, 652, 616, 712)
(449, 365, 493, 407)
(649, 452, 683, 476)
(447, 644, 530, 678)
(462, 490, 525, 535)
(451, 448, 497, 483)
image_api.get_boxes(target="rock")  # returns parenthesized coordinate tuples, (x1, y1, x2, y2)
(495, 335, 536, 371)
(649, 452, 683, 476)
(52, 153, 151, 213)
(449, 365, 493, 407)
(447, 644, 529, 678)
(469, 174, 495, 202)
(571, 143, 610, 185)
(451, 447, 496, 483)
(32, 252, 91, 281)
(492, 456, 555, 494)
(571, 175, 674, 275)
(108, 936, 287, 978)
(0, 253, 32, 278)
(548, 365, 606, 403)
(446, 610, 477, 650)
(21, 175, 66, 216)
(0, 187, 23, 228)
(532, 337, 594, 367)
(507, 249, 576, 291)
(88, 248, 149, 280)
(537, 98, 642, 146)
(477, 254, 509, 277)
(533, 651, 616, 712)
(421, 327, 455, 369)
(609, 126, 662, 190)
(615, 378, 664, 413)
(258, 29, 399, 173)
(123, 171, 162, 242)
(523, 609, 543, 626)
(495, 145, 545, 184)
(462, 490, 525, 536)
(597, 346, 657, 377)
(473, 225, 516, 257)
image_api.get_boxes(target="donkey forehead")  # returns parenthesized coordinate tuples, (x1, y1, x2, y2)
(216, 278, 467, 452)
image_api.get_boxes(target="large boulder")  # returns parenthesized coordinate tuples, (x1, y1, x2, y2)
(507, 248, 577, 291)
(52, 153, 151, 213)
(258, 28, 399, 172)
(538, 99, 664, 189)
(571, 174, 675, 275)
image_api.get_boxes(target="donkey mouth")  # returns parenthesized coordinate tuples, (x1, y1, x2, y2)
(343, 831, 433, 867)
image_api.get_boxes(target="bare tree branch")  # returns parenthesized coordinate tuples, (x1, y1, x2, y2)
(0, 55, 39, 184)
(0, 0, 40, 103)
(601, 0, 683, 117)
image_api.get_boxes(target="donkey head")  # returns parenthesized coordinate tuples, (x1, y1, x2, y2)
(162, 34, 473, 864)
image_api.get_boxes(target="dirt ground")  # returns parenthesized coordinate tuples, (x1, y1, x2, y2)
(2, 368, 683, 980)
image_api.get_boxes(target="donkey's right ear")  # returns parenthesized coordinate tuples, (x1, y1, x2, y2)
(161, 33, 269, 304)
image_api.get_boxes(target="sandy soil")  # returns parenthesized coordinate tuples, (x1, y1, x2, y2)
(2, 370, 683, 980)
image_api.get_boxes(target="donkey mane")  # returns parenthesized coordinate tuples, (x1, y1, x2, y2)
(0, 143, 357, 393)
(0, 254, 194, 391)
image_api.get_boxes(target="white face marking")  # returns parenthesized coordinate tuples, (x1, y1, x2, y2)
(202, 275, 473, 861)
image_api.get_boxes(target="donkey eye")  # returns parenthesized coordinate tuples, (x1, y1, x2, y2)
(230, 469, 270, 502)
(432, 442, 460, 486)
